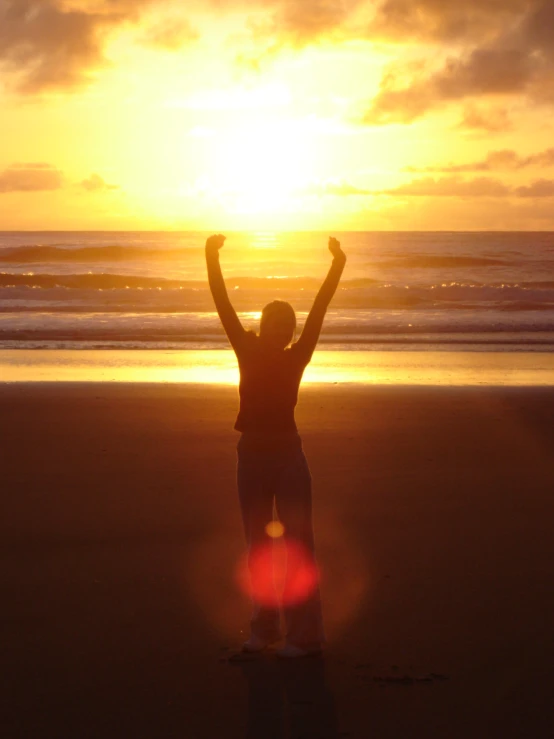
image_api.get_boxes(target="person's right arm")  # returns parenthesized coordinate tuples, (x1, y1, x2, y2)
(205, 234, 247, 353)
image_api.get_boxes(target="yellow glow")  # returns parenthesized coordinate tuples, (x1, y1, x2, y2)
(252, 232, 278, 249)
(265, 521, 285, 538)
(2, 6, 554, 230)
(2, 350, 554, 385)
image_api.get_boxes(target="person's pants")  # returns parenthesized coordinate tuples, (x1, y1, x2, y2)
(236, 432, 326, 649)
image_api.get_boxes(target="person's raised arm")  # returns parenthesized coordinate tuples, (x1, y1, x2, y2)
(205, 234, 246, 353)
(294, 237, 346, 364)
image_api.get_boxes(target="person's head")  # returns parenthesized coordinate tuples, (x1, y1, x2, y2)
(259, 300, 296, 350)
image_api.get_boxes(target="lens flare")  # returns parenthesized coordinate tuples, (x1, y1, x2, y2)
(235, 538, 319, 607)
(265, 520, 285, 538)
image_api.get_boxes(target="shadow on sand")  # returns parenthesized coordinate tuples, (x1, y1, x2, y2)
(229, 651, 339, 739)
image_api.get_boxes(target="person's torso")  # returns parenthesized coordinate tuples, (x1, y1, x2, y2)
(234, 335, 307, 432)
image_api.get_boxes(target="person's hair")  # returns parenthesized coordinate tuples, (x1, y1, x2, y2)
(260, 300, 296, 340)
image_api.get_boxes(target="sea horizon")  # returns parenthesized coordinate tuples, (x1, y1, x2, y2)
(1, 230, 553, 358)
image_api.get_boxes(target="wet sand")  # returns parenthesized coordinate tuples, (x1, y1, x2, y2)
(2, 383, 554, 738)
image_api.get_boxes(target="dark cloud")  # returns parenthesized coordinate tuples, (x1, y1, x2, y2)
(0, 162, 64, 192)
(436, 49, 534, 96)
(0, 0, 363, 94)
(0, 0, 197, 93)
(233, 0, 363, 69)
(0, 0, 122, 93)
(457, 104, 513, 132)
(79, 173, 119, 191)
(361, 62, 435, 124)
(2, 0, 553, 118)
(241, 0, 535, 50)
(362, 0, 554, 124)
(368, 0, 530, 44)
(363, 47, 538, 124)
(522, 149, 554, 168)
(268, 0, 361, 46)
(405, 147, 554, 173)
(515, 178, 554, 197)
(377, 174, 554, 197)
(520, 0, 554, 59)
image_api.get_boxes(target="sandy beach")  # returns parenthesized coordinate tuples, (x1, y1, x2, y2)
(2, 382, 554, 738)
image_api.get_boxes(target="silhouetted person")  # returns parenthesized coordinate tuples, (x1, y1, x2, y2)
(206, 234, 346, 658)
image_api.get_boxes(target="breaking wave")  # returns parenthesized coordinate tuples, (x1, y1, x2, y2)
(0, 245, 193, 263)
(1, 275, 553, 313)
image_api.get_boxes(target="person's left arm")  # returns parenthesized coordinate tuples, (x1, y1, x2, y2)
(293, 237, 346, 364)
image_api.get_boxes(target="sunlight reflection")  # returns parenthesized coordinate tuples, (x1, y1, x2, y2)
(251, 231, 278, 249)
(2, 349, 554, 385)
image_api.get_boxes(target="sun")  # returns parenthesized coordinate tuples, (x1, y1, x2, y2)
(212, 120, 315, 215)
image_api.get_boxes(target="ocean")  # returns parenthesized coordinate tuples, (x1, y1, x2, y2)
(1, 230, 553, 353)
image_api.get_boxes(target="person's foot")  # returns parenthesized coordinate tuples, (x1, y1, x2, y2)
(241, 634, 274, 653)
(275, 642, 323, 658)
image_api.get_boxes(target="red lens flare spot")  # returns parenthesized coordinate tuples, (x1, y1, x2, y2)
(235, 538, 320, 607)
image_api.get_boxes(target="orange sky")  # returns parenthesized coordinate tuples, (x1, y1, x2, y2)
(2, 0, 554, 230)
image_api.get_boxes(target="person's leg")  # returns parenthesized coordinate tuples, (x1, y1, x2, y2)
(237, 439, 282, 643)
(275, 446, 326, 650)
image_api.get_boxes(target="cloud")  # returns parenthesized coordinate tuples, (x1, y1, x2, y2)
(368, 0, 530, 44)
(79, 173, 119, 192)
(370, 192, 554, 229)
(232, 0, 364, 70)
(267, 0, 362, 47)
(0, 0, 199, 94)
(405, 147, 554, 173)
(0, 163, 119, 193)
(0, 162, 65, 192)
(0, 0, 365, 94)
(515, 178, 554, 197)
(242, 0, 533, 52)
(378, 176, 512, 197)
(1, 0, 553, 118)
(521, 0, 554, 60)
(303, 180, 372, 196)
(141, 17, 198, 50)
(376, 175, 554, 198)
(457, 104, 513, 132)
(363, 47, 538, 124)
(361, 0, 554, 124)
(0, 0, 120, 93)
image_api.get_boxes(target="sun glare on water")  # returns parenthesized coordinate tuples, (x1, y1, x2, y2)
(251, 232, 278, 249)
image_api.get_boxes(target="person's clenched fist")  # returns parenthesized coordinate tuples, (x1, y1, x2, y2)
(328, 236, 346, 261)
(206, 234, 226, 252)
